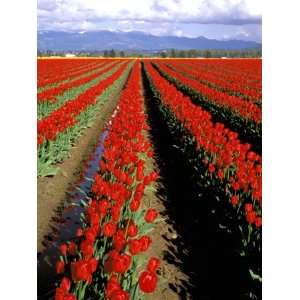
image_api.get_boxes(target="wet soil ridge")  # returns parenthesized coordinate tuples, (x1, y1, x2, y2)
(142, 62, 261, 300)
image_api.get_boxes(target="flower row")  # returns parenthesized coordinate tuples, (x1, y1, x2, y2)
(38, 59, 102, 88)
(37, 61, 121, 103)
(154, 61, 262, 124)
(37, 62, 129, 145)
(54, 61, 160, 300)
(144, 61, 262, 224)
(181, 59, 261, 89)
(163, 59, 262, 102)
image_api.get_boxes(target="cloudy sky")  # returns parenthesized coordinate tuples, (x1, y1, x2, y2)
(38, 0, 262, 42)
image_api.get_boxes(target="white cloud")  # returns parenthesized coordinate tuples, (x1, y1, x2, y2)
(37, 0, 261, 41)
(38, 0, 261, 27)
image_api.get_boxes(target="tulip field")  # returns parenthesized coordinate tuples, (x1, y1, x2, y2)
(37, 58, 262, 300)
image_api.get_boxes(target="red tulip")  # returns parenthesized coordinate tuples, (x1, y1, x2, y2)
(128, 239, 141, 255)
(56, 261, 65, 274)
(139, 271, 157, 293)
(85, 227, 97, 243)
(80, 239, 94, 258)
(130, 199, 141, 212)
(255, 216, 262, 228)
(64, 295, 77, 300)
(112, 253, 131, 273)
(106, 275, 121, 299)
(139, 236, 152, 252)
(217, 169, 224, 180)
(87, 257, 98, 273)
(144, 209, 158, 223)
(59, 244, 68, 256)
(103, 221, 117, 237)
(245, 203, 253, 213)
(231, 195, 239, 206)
(113, 229, 126, 251)
(68, 242, 77, 256)
(110, 289, 129, 300)
(127, 222, 138, 237)
(246, 211, 256, 224)
(98, 200, 110, 217)
(208, 163, 215, 173)
(147, 257, 160, 273)
(54, 287, 65, 300)
(71, 260, 92, 283)
(55, 287, 77, 300)
(60, 277, 71, 292)
(76, 228, 83, 237)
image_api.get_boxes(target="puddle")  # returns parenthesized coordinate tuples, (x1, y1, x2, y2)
(37, 129, 109, 299)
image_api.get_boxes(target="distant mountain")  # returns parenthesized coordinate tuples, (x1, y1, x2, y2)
(38, 30, 261, 51)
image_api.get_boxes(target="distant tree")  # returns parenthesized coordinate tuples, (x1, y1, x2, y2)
(187, 49, 197, 58)
(178, 50, 186, 58)
(119, 50, 125, 57)
(159, 51, 167, 58)
(170, 49, 176, 58)
(109, 49, 116, 57)
(204, 50, 212, 58)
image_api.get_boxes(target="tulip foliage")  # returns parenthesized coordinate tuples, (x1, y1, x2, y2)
(54, 62, 161, 300)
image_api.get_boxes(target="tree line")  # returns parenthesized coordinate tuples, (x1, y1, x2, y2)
(38, 48, 261, 58)
(157, 48, 261, 58)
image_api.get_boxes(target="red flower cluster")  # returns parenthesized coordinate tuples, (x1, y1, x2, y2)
(37, 62, 129, 145)
(145, 61, 261, 223)
(104, 250, 131, 273)
(105, 275, 129, 300)
(138, 257, 160, 293)
(155, 61, 262, 124)
(245, 203, 262, 228)
(144, 208, 158, 223)
(128, 235, 151, 255)
(38, 59, 109, 88)
(71, 258, 98, 283)
(164, 59, 262, 103)
(55, 277, 76, 300)
(37, 60, 120, 103)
